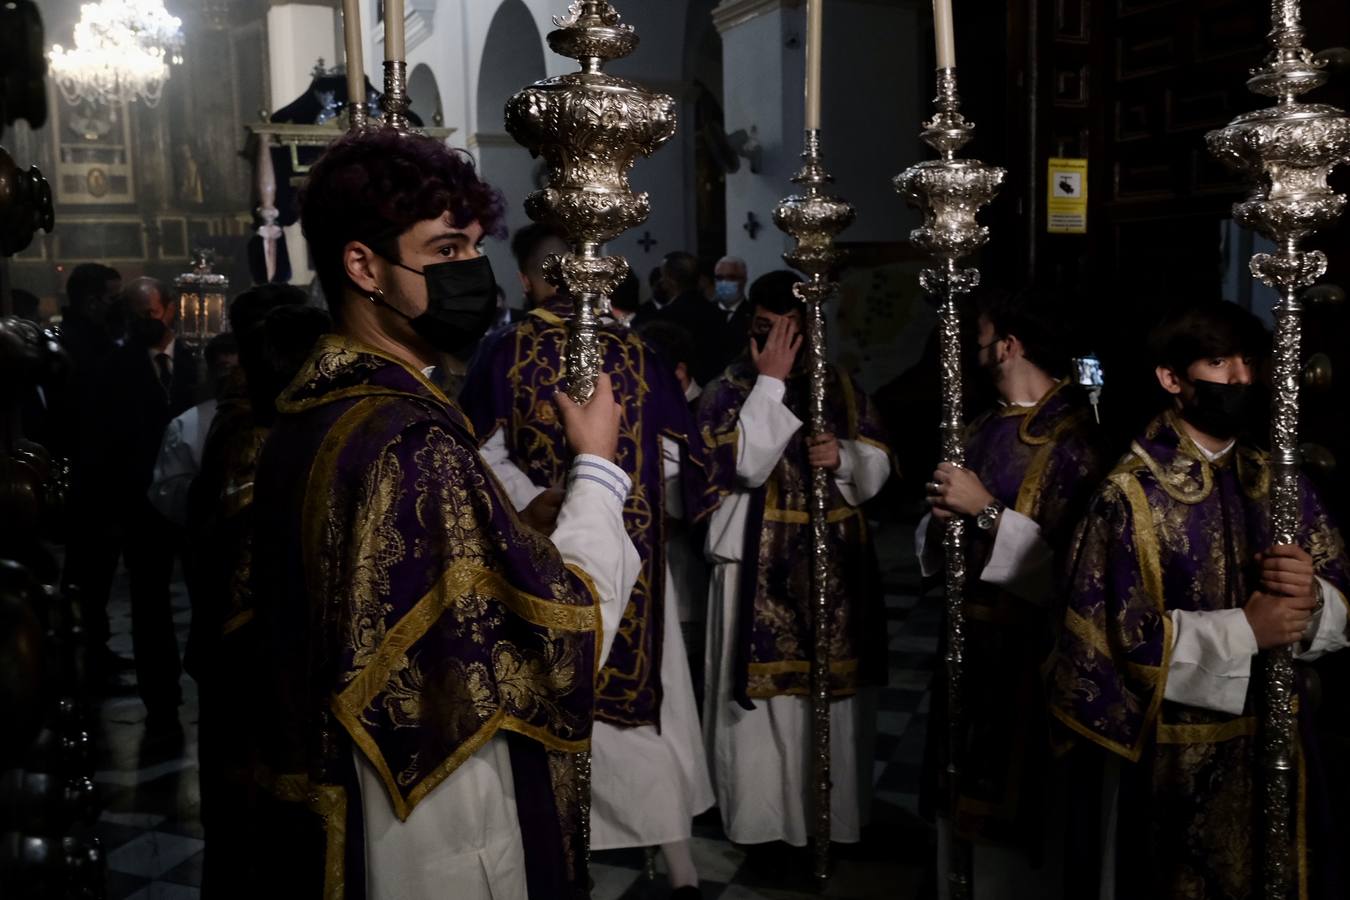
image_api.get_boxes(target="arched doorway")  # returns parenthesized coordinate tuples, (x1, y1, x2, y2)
(473, 0, 546, 308)
(407, 63, 442, 127)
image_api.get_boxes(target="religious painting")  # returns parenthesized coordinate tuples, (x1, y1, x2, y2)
(50, 91, 136, 206)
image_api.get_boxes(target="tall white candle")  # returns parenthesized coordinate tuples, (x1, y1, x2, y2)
(933, 0, 956, 69)
(804, 0, 823, 130)
(385, 0, 405, 60)
(342, 0, 364, 110)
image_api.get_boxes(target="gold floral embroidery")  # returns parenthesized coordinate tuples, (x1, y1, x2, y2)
(345, 439, 406, 674)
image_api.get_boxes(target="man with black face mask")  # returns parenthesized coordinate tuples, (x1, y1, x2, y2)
(65, 277, 198, 732)
(246, 128, 639, 900)
(1048, 300, 1350, 899)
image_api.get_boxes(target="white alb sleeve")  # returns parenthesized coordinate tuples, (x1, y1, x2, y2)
(915, 512, 942, 579)
(834, 438, 891, 507)
(550, 454, 641, 663)
(146, 415, 197, 528)
(661, 435, 684, 521)
(1297, 577, 1350, 661)
(734, 376, 803, 487)
(979, 509, 1055, 604)
(481, 428, 548, 511)
(1163, 607, 1259, 716)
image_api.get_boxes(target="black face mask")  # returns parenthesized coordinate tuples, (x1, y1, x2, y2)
(1181, 379, 1251, 440)
(128, 317, 167, 348)
(373, 254, 498, 357)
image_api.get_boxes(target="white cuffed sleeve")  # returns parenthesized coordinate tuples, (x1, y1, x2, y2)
(147, 411, 197, 527)
(978, 509, 1055, 604)
(551, 454, 641, 662)
(734, 376, 803, 487)
(661, 435, 684, 521)
(834, 438, 891, 507)
(1297, 577, 1350, 661)
(1163, 608, 1259, 716)
(481, 428, 548, 511)
(915, 512, 943, 579)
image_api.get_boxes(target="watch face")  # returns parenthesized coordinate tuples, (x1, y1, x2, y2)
(977, 512, 993, 530)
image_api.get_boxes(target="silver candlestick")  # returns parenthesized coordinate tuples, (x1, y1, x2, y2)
(1206, 2, 1350, 897)
(380, 60, 412, 134)
(505, 1, 676, 404)
(773, 129, 855, 884)
(895, 67, 1005, 900)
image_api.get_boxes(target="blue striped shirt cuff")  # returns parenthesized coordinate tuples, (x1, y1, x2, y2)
(570, 455, 631, 505)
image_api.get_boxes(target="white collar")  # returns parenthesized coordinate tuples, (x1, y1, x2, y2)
(150, 336, 176, 361)
(1198, 440, 1236, 463)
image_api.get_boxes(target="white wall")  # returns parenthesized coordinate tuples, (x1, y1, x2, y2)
(267, 3, 337, 112)
(719, 6, 800, 281)
(343, 0, 697, 290)
(268, 2, 339, 287)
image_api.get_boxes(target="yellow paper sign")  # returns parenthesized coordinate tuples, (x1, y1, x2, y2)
(1047, 158, 1088, 234)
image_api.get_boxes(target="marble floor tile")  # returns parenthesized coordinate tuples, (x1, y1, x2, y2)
(107, 832, 205, 879)
(591, 862, 642, 900)
(687, 835, 749, 884)
(123, 882, 201, 900)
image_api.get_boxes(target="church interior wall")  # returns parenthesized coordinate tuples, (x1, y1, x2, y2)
(5, 0, 274, 299)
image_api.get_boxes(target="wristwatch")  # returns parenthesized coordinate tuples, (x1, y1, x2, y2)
(976, 500, 1005, 532)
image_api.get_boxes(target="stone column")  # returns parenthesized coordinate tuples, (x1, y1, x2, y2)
(266, 1, 339, 287)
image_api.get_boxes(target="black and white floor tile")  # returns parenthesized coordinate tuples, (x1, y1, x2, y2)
(93, 521, 939, 900)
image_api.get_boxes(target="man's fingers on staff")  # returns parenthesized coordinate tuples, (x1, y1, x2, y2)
(1258, 577, 1312, 599)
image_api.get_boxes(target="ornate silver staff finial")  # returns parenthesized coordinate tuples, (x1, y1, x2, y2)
(772, 128, 855, 884)
(894, 67, 1005, 900)
(505, 0, 676, 403)
(1206, 3, 1350, 897)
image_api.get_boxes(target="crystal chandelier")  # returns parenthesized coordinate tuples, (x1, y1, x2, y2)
(49, 1, 185, 108)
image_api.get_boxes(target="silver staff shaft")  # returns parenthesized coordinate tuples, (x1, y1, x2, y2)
(504, 1, 675, 879)
(1207, 4, 1349, 895)
(895, 67, 1005, 900)
(773, 128, 855, 883)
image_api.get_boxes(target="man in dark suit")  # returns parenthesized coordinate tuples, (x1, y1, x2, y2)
(633, 251, 726, 385)
(68, 277, 198, 734)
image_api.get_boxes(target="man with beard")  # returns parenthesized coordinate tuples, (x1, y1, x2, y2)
(247, 128, 639, 900)
(918, 289, 1104, 898)
(1048, 300, 1350, 899)
(697, 270, 892, 857)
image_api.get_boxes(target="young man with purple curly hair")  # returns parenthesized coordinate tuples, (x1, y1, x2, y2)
(242, 128, 640, 900)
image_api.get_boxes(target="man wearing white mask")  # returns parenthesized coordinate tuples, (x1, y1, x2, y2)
(713, 256, 751, 373)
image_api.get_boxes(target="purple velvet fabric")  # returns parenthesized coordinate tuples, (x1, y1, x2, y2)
(695, 357, 891, 706)
(460, 295, 716, 729)
(250, 334, 599, 898)
(931, 382, 1103, 848)
(1049, 411, 1350, 899)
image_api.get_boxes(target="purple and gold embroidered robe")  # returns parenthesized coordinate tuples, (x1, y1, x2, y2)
(932, 381, 1102, 848)
(1049, 412, 1350, 900)
(249, 335, 601, 899)
(461, 295, 714, 729)
(696, 358, 890, 704)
